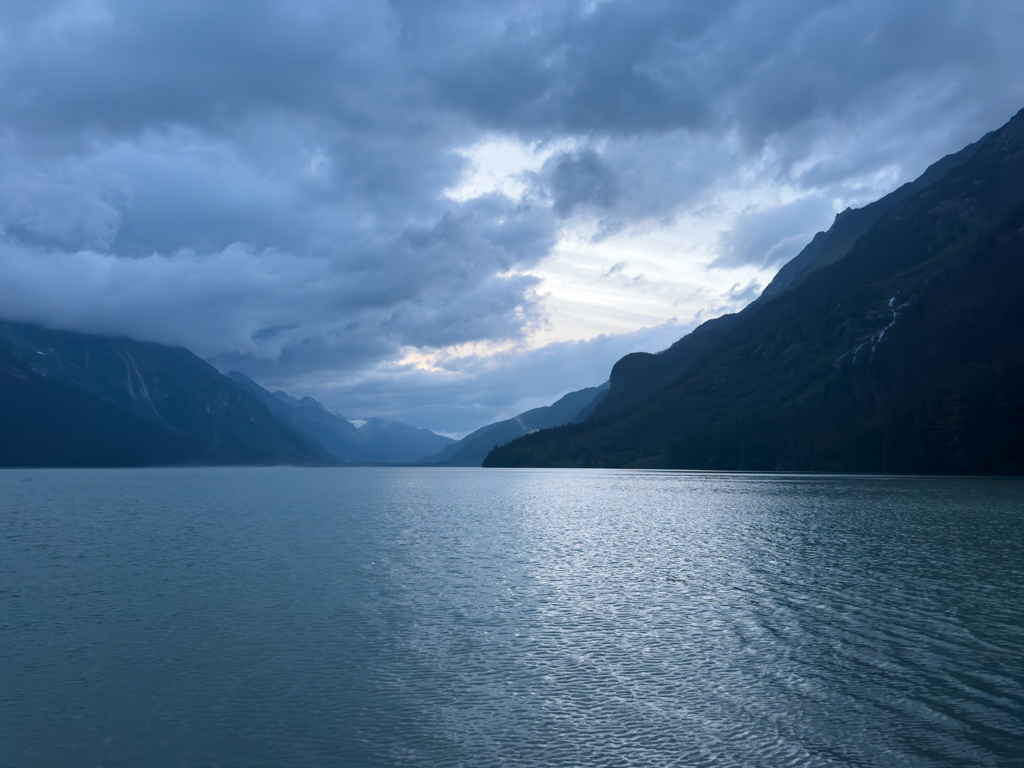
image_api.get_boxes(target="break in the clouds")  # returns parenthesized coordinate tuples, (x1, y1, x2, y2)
(1, 1, 1023, 433)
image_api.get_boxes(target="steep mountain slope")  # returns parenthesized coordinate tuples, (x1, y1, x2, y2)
(230, 372, 455, 463)
(422, 382, 608, 466)
(756, 130, 993, 304)
(229, 371, 365, 461)
(486, 108, 1024, 473)
(0, 322, 327, 467)
(354, 417, 456, 463)
(590, 129, 998, 419)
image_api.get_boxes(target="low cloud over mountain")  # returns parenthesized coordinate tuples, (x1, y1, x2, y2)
(1, 1, 1022, 433)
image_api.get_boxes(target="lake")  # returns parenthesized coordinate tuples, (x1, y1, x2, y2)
(1, 468, 1022, 767)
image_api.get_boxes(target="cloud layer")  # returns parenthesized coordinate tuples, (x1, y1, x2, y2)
(1, 0, 1023, 432)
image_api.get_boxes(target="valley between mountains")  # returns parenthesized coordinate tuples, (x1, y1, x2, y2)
(3, 107, 1024, 473)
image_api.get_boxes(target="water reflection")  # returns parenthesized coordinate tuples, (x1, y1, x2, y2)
(1, 469, 1022, 767)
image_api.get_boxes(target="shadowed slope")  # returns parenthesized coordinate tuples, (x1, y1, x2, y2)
(486, 108, 1024, 473)
(422, 382, 608, 466)
(0, 322, 327, 467)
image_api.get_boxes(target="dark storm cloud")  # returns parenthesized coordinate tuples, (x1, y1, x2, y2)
(1, 0, 1023, 430)
(427, 0, 1012, 140)
(544, 149, 618, 217)
(431, 0, 1024, 213)
(423, 0, 731, 135)
(0, 1, 399, 134)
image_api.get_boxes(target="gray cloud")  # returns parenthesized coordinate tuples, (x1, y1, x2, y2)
(1, 0, 1023, 431)
(722, 279, 763, 307)
(544, 149, 618, 217)
(269, 320, 691, 435)
(712, 196, 836, 270)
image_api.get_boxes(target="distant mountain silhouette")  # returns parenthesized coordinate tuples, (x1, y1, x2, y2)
(0, 322, 326, 467)
(228, 371, 363, 461)
(0, 320, 457, 467)
(486, 107, 1024, 473)
(421, 382, 609, 466)
(353, 417, 456, 463)
(229, 372, 455, 463)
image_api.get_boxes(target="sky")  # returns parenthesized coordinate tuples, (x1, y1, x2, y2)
(1, 0, 1023, 436)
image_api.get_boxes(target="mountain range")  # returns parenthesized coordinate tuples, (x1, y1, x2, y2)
(0, 318, 606, 467)
(420, 382, 609, 466)
(485, 106, 1024, 473)
(0, 321, 324, 467)
(5, 107, 1023, 472)
(0, 320, 465, 467)
(227, 371, 457, 464)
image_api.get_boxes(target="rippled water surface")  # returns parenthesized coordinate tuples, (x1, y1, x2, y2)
(2, 468, 1023, 767)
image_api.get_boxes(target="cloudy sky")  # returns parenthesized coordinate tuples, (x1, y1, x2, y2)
(1, 0, 1023, 435)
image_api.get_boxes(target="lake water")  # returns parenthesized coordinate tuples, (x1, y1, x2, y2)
(1, 468, 1022, 767)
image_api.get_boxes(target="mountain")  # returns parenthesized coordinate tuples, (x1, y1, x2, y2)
(0, 322, 455, 468)
(228, 371, 364, 461)
(0, 321, 327, 467)
(421, 382, 609, 466)
(229, 372, 455, 463)
(583, 129, 997, 420)
(486, 107, 1024, 473)
(353, 417, 456, 463)
(755, 130, 993, 305)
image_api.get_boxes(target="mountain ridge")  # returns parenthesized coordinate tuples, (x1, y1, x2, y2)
(588, 126, 1001, 421)
(0, 319, 457, 467)
(756, 129, 994, 305)
(0, 321, 328, 467)
(421, 382, 609, 466)
(229, 371, 455, 464)
(485, 107, 1024, 473)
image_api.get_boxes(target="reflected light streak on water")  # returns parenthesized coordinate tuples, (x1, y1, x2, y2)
(1, 468, 1022, 767)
